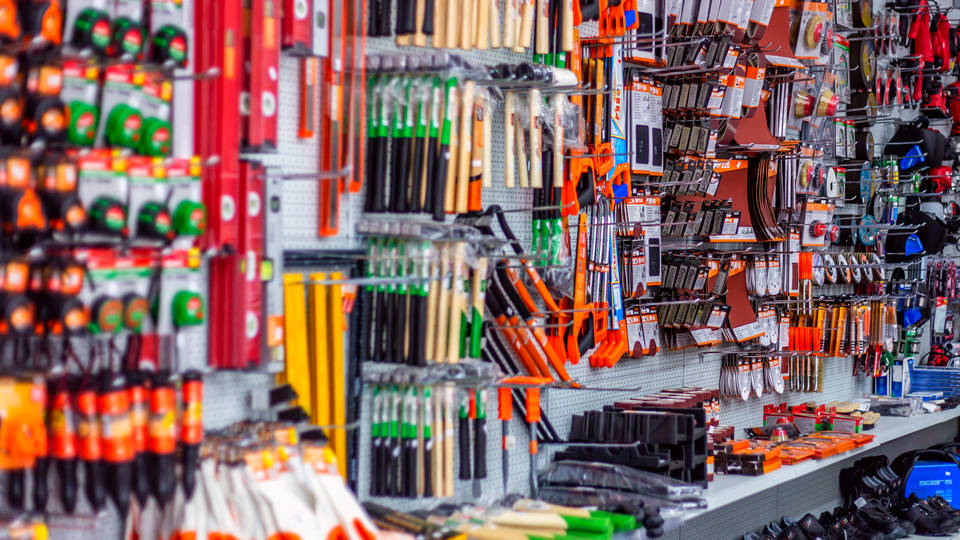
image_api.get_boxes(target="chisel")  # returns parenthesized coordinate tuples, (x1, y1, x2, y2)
(443, 384, 455, 496)
(469, 258, 487, 358)
(390, 77, 413, 213)
(473, 388, 487, 497)
(370, 385, 384, 495)
(497, 386, 512, 494)
(393, 242, 410, 364)
(443, 85, 460, 215)
(468, 95, 484, 212)
(424, 251, 440, 362)
(456, 80, 475, 213)
(447, 242, 466, 363)
(433, 243, 452, 362)
(420, 385, 433, 497)
(432, 77, 457, 221)
(364, 73, 381, 212)
(422, 77, 442, 213)
(458, 390, 472, 480)
(410, 78, 429, 213)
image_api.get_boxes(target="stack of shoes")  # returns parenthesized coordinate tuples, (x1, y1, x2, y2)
(741, 453, 960, 539)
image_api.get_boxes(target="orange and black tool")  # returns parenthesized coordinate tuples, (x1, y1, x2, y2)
(98, 373, 135, 517)
(75, 377, 106, 512)
(494, 264, 576, 385)
(180, 371, 203, 499)
(147, 371, 177, 505)
(48, 375, 78, 513)
(22, 0, 61, 46)
(497, 385, 512, 494)
(487, 283, 552, 378)
(0, 0, 21, 43)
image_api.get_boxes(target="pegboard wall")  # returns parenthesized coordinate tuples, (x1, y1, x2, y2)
(43, 5, 952, 540)
(256, 5, 949, 527)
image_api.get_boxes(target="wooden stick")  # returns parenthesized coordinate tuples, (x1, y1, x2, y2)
(433, 388, 443, 495)
(516, 0, 534, 51)
(455, 80, 475, 213)
(476, 0, 490, 49)
(535, 0, 549, 55)
(504, 91, 516, 188)
(490, 0, 501, 48)
(446, 0, 460, 50)
(529, 88, 543, 188)
(424, 257, 439, 362)
(434, 0, 447, 47)
(461, 0, 474, 49)
(561, 0, 574, 51)
(503, 0, 518, 48)
(414, 0, 428, 46)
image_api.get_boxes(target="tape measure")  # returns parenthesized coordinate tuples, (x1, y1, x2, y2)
(90, 295, 122, 334)
(136, 201, 174, 240)
(172, 290, 204, 327)
(173, 200, 206, 235)
(66, 100, 98, 146)
(122, 293, 149, 331)
(139, 117, 172, 156)
(88, 196, 126, 235)
(151, 25, 188, 68)
(71, 8, 111, 53)
(105, 104, 143, 149)
(110, 17, 144, 59)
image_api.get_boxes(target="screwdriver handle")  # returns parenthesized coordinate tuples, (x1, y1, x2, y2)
(458, 414, 472, 479)
(474, 417, 487, 479)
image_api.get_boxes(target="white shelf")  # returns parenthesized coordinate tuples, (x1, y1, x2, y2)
(684, 408, 960, 521)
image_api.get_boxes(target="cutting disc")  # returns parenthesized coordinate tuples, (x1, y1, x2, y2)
(823, 253, 838, 283)
(858, 214, 878, 246)
(850, 256, 863, 283)
(871, 253, 885, 280)
(859, 252, 874, 281)
(813, 253, 826, 285)
(859, 167, 874, 203)
(825, 167, 840, 198)
(836, 253, 853, 283)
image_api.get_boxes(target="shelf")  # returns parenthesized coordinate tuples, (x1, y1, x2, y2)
(683, 408, 960, 522)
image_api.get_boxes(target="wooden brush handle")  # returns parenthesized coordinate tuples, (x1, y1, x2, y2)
(529, 88, 543, 188)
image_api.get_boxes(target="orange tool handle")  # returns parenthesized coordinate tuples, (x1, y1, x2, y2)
(498, 388, 513, 421)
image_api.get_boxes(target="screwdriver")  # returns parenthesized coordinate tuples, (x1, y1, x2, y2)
(497, 385, 512, 494)
(473, 388, 487, 498)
